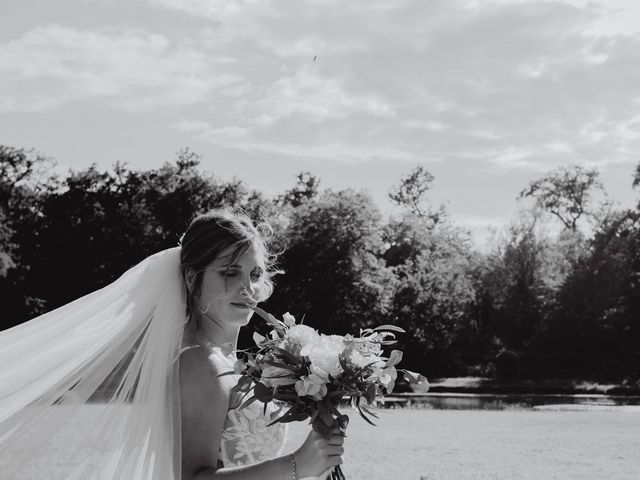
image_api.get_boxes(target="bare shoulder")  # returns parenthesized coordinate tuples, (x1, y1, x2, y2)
(180, 345, 226, 384)
(179, 346, 237, 392)
(179, 345, 232, 476)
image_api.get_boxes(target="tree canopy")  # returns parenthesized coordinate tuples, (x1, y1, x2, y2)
(3, 144, 640, 383)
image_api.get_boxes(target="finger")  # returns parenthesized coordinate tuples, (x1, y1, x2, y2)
(328, 436, 344, 446)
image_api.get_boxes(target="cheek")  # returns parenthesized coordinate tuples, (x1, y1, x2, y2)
(200, 273, 227, 301)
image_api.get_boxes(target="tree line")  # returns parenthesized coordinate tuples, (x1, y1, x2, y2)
(2, 144, 639, 384)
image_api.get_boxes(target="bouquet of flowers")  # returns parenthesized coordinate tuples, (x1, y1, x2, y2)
(221, 307, 429, 480)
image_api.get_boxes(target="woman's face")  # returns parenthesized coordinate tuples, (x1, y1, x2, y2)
(197, 244, 266, 326)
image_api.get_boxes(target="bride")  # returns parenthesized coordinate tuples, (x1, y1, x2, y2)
(0, 208, 345, 480)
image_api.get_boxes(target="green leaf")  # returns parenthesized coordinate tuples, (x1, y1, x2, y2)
(402, 370, 429, 391)
(263, 359, 298, 371)
(253, 382, 274, 403)
(267, 403, 309, 426)
(338, 355, 350, 371)
(253, 331, 266, 346)
(279, 410, 309, 424)
(360, 403, 379, 419)
(317, 403, 335, 428)
(273, 391, 299, 401)
(385, 350, 403, 368)
(250, 305, 286, 330)
(325, 390, 345, 399)
(230, 378, 252, 394)
(337, 413, 349, 430)
(271, 346, 300, 365)
(216, 370, 237, 378)
(269, 403, 285, 421)
(239, 395, 258, 410)
(323, 398, 342, 418)
(357, 404, 377, 426)
(308, 408, 320, 426)
(364, 383, 377, 404)
(373, 325, 406, 333)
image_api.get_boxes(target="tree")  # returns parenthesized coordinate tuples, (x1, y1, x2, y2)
(389, 166, 444, 224)
(546, 209, 640, 379)
(1, 151, 257, 329)
(490, 217, 549, 351)
(278, 171, 320, 208)
(0, 146, 53, 276)
(266, 189, 393, 337)
(382, 213, 478, 375)
(519, 164, 605, 232)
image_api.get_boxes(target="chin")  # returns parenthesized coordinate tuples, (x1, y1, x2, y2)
(230, 312, 253, 326)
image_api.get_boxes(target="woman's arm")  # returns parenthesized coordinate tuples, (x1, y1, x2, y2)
(180, 346, 344, 480)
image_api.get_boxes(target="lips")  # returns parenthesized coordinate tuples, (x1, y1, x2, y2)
(231, 302, 255, 309)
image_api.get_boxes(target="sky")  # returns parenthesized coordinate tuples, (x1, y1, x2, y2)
(2, 0, 640, 249)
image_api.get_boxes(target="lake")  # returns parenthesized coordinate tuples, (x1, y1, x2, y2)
(380, 392, 640, 411)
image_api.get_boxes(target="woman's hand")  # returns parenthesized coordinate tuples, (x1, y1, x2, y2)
(293, 424, 345, 479)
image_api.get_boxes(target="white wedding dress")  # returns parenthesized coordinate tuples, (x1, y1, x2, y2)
(195, 346, 289, 469)
(193, 347, 331, 480)
(185, 347, 333, 480)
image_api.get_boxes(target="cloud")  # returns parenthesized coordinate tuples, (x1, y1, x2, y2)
(173, 117, 416, 164)
(148, 0, 273, 21)
(153, 0, 640, 169)
(4, 0, 640, 173)
(0, 25, 240, 112)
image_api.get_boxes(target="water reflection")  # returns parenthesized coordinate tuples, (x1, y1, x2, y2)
(381, 393, 640, 410)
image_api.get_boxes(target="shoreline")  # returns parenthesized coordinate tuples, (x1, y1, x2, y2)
(420, 376, 640, 396)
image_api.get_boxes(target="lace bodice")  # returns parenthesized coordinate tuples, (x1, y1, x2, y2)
(220, 397, 288, 467)
(205, 346, 288, 468)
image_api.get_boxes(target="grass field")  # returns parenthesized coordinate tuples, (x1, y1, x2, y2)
(2, 406, 638, 479)
(283, 407, 640, 480)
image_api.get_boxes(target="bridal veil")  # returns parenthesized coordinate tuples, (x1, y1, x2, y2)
(0, 247, 187, 479)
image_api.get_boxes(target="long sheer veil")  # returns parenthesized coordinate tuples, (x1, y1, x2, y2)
(0, 247, 187, 480)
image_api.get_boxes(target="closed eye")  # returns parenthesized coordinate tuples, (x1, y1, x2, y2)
(220, 267, 239, 278)
(219, 267, 263, 280)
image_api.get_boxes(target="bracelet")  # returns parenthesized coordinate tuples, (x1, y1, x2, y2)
(290, 453, 298, 480)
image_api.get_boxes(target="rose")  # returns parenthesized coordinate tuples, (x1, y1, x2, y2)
(260, 364, 296, 387)
(300, 335, 345, 379)
(294, 373, 328, 400)
(282, 324, 320, 355)
(348, 349, 369, 368)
